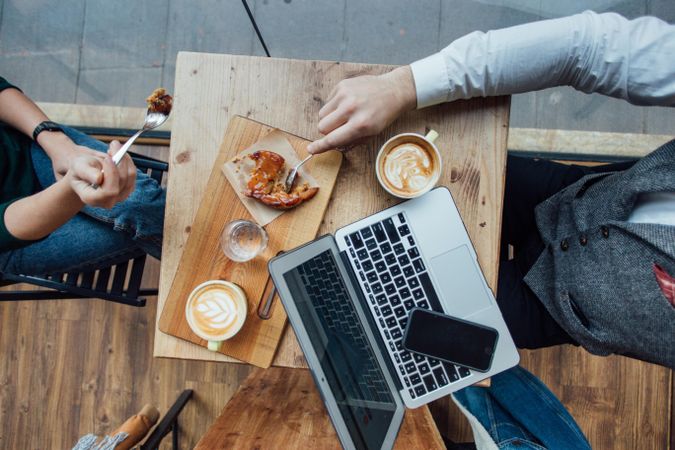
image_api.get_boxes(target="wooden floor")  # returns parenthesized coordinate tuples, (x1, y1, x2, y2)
(0, 257, 671, 449)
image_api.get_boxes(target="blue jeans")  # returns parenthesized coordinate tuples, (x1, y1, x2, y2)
(0, 126, 165, 275)
(452, 366, 590, 449)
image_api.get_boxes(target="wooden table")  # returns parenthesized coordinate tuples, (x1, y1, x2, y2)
(153, 52, 509, 444)
(194, 367, 445, 449)
(154, 52, 510, 367)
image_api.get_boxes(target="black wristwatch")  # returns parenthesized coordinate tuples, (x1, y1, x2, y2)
(32, 121, 64, 141)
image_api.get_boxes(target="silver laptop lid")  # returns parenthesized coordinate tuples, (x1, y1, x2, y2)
(269, 235, 405, 450)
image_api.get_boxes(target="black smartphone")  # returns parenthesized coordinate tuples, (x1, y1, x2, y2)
(403, 308, 499, 372)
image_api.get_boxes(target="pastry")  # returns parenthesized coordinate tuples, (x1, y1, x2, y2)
(244, 150, 318, 210)
(146, 88, 173, 115)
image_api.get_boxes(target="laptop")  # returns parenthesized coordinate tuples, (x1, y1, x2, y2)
(268, 187, 519, 449)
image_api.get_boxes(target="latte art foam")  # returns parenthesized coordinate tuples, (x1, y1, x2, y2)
(187, 284, 245, 339)
(383, 143, 434, 194)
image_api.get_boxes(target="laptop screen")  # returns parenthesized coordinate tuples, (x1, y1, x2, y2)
(283, 249, 397, 450)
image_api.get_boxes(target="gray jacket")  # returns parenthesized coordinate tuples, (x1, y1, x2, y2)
(524, 140, 675, 368)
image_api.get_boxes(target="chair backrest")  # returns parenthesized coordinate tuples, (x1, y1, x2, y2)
(130, 151, 169, 184)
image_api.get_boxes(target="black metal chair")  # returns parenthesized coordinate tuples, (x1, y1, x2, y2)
(140, 389, 193, 450)
(0, 151, 168, 307)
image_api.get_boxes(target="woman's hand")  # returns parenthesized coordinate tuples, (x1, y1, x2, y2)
(66, 141, 137, 209)
(37, 131, 103, 181)
(307, 66, 417, 154)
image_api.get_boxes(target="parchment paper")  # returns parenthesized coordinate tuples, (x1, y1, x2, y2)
(222, 129, 319, 226)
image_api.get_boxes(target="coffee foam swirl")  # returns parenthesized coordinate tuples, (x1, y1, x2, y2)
(383, 143, 433, 194)
(189, 285, 243, 339)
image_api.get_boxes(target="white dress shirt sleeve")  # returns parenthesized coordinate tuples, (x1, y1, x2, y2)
(410, 11, 675, 109)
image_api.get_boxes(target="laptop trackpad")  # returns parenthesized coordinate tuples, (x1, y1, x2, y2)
(430, 245, 493, 318)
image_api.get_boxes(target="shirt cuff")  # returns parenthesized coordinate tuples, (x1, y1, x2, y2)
(409, 52, 449, 109)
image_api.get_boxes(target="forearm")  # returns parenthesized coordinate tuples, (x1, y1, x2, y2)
(0, 87, 49, 137)
(4, 179, 83, 241)
(411, 11, 675, 108)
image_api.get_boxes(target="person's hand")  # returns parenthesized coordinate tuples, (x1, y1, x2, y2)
(65, 141, 137, 208)
(36, 131, 104, 181)
(307, 66, 417, 154)
(54, 144, 103, 181)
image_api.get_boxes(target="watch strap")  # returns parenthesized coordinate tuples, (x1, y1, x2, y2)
(32, 121, 64, 141)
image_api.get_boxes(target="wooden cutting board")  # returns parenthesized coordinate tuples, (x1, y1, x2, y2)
(158, 115, 342, 367)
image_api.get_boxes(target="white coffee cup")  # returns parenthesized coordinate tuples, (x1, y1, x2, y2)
(185, 280, 248, 351)
(376, 130, 442, 199)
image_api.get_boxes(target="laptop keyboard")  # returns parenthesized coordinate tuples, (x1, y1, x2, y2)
(297, 251, 393, 403)
(345, 212, 472, 399)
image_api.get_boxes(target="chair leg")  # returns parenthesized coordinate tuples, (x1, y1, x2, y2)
(140, 389, 193, 450)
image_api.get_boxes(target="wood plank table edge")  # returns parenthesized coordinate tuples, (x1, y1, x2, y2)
(195, 367, 446, 449)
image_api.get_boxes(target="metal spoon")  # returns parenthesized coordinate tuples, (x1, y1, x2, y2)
(284, 154, 313, 192)
(111, 108, 169, 165)
(92, 107, 169, 188)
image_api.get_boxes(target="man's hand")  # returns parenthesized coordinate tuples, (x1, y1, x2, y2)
(307, 66, 417, 154)
(66, 141, 137, 209)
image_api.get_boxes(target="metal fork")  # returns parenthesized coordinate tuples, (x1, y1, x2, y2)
(284, 154, 313, 192)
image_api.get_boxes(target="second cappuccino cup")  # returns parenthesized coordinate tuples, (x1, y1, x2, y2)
(185, 279, 248, 351)
(376, 130, 441, 199)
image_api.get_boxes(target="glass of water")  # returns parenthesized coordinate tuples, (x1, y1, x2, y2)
(220, 219, 269, 262)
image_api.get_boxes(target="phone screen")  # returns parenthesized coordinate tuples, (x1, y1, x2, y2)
(403, 308, 498, 372)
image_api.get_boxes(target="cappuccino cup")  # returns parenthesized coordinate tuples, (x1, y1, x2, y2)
(376, 130, 441, 199)
(185, 280, 248, 351)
